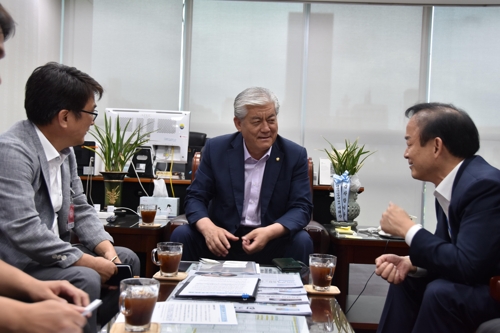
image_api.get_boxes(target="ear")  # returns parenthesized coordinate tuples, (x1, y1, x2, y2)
(57, 109, 70, 129)
(433, 137, 444, 157)
(234, 117, 242, 132)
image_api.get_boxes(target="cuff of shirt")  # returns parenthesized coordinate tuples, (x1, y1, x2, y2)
(405, 224, 423, 246)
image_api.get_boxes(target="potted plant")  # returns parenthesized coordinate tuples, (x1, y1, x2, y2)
(324, 138, 375, 226)
(85, 114, 153, 208)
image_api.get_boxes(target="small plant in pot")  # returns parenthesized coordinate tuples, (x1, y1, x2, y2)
(324, 138, 375, 227)
(84, 114, 153, 207)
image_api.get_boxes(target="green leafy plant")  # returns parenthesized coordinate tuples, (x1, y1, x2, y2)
(324, 138, 375, 176)
(84, 114, 154, 172)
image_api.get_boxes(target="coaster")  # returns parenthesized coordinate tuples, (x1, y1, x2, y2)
(110, 322, 160, 333)
(138, 223, 162, 228)
(304, 284, 340, 295)
(153, 271, 188, 281)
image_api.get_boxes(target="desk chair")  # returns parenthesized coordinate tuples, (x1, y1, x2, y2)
(168, 152, 330, 255)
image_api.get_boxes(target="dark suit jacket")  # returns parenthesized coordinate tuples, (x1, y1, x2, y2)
(410, 155, 500, 285)
(185, 132, 313, 236)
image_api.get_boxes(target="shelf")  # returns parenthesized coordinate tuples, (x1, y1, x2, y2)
(79, 176, 191, 185)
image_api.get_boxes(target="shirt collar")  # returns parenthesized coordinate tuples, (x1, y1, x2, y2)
(434, 160, 464, 214)
(243, 139, 272, 162)
(35, 124, 60, 162)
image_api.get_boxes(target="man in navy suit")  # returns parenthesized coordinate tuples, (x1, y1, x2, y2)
(375, 103, 500, 332)
(171, 87, 313, 264)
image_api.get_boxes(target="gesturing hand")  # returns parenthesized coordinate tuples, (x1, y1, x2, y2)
(241, 228, 272, 255)
(20, 300, 87, 333)
(196, 218, 239, 257)
(30, 280, 89, 307)
(375, 254, 415, 285)
(380, 202, 415, 238)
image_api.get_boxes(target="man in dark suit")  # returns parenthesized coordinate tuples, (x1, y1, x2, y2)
(171, 87, 313, 264)
(375, 103, 500, 332)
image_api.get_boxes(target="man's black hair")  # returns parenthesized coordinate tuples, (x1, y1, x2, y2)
(25, 62, 103, 125)
(405, 102, 479, 159)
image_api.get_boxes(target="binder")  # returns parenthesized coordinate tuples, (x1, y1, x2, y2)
(175, 275, 260, 302)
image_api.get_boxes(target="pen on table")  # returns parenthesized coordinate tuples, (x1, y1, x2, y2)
(129, 221, 139, 227)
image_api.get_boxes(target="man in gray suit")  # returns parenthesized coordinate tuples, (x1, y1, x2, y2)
(0, 61, 140, 333)
(0, 4, 90, 333)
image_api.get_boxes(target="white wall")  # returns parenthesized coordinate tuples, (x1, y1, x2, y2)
(0, 0, 61, 133)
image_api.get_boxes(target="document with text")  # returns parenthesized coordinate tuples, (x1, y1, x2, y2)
(176, 275, 260, 301)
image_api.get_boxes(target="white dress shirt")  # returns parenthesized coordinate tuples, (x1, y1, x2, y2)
(405, 160, 463, 277)
(405, 160, 464, 246)
(35, 126, 69, 237)
(240, 140, 271, 227)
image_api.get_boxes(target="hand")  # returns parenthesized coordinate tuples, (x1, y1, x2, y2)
(375, 254, 415, 284)
(196, 218, 239, 257)
(241, 228, 273, 255)
(19, 299, 87, 333)
(380, 202, 415, 238)
(73, 254, 117, 284)
(29, 280, 89, 307)
(92, 257, 118, 283)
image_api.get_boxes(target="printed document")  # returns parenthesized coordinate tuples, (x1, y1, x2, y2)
(178, 276, 259, 299)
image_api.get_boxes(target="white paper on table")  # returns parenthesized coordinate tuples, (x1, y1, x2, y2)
(255, 294, 310, 304)
(258, 274, 304, 288)
(153, 301, 237, 325)
(233, 302, 312, 316)
(257, 287, 307, 295)
(178, 276, 259, 297)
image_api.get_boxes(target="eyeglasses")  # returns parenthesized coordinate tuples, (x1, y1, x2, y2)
(79, 109, 99, 121)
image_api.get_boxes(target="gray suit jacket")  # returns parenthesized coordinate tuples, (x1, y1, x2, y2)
(0, 120, 113, 269)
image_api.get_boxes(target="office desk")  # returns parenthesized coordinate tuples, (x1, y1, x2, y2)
(326, 225, 410, 315)
(103, 215, 169, 278)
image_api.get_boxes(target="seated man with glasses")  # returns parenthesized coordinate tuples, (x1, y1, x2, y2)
(0, 62, 140, 333)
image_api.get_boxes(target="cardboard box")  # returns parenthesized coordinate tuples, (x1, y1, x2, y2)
(139, 197, 179, 218)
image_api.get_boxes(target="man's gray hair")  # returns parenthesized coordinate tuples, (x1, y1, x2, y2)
(234, 87, 280, 119)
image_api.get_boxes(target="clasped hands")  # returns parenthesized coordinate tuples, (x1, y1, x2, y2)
(196, 218, 276, 257)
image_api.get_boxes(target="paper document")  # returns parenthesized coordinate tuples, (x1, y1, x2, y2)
(177, 276, 259, 301)
(233, 302, 312, 316)
(258, 274, 304, 288)
(153, 301, 237, 325)
(257, 287, 306, 295)
(115, 301, 237, 325)
(256, 294, 309, 304)
(197, 260, 258, 275)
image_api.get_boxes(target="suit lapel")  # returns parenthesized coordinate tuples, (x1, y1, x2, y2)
(27, 122, 54, 229)
(447, 157, 474, 242)
(59, 153, 71, 232)
(228, 135, 245, 220)
(260, 140, 284, 222)
(435, 199, 451, 242)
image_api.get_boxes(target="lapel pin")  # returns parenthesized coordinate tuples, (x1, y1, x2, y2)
(276, 157, 280, 162)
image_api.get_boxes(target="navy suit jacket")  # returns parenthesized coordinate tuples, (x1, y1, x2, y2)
(184, 132, 313, 236)
(410, 155, 500, 285)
